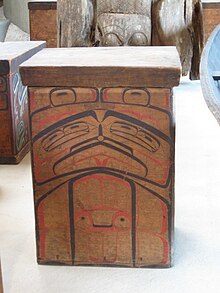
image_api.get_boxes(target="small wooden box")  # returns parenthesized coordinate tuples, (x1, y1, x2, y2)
(28, 0, 57, 48)
(20, 47, 181, 268)
(202, 1, 220, 42)
(0, 41, 45, 164)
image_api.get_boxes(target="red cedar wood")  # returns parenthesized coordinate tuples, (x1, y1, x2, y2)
(28, 0, 57, 10)
(202, 1, 220, 42)
(0, 41, 46, 164)
(20, 47, 181, 88)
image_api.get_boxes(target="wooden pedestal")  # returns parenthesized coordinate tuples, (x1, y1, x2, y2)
(28, 0, 57, 48)
(202, 1, 220, 42)
(20, 47, 181, 268)
(0, 41, 45, 164)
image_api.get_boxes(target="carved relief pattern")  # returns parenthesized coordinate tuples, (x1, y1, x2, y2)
(30, 86, 174, 267)
(12, 72, 29, 152)
(95, 0, 151, 46)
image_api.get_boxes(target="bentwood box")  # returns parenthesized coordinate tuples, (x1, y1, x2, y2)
(28, 0, 57, 47)
(0, 41, 46, 164)
(20, 47, 181, 268)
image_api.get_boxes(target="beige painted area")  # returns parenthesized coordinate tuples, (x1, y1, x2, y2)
(3, 0, 29, 33)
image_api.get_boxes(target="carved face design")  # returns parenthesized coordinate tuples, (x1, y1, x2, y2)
(32, 87, 171, 186)
(32, 86, 172, 267)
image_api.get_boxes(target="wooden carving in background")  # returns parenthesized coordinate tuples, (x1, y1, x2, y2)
(152, 0, 204, 79)
(57, 0, 94, 47)
(57, 0, 204, 79)
(29, 86, 174, 267)
(95, 0, 151, 46)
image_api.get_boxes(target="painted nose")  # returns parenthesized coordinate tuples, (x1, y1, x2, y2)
(94, 110, 106, 123)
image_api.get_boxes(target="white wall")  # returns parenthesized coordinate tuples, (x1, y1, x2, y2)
(3, 0, 29, 33)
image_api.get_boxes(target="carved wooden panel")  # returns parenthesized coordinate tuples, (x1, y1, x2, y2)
(29, 86, 174, 267)
(10, 72, 30, 154)
(0, 41, 45, 164)
(95, 0, 151, 46)
(0, 72, 30, 163)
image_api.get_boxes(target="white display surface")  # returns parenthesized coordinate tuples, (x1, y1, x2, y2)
(1, 77, 220, 293)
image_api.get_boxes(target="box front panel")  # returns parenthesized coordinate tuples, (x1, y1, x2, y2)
(29, 86, 174, 267)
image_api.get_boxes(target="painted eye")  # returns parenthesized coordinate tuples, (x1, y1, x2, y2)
(113, 213, 131, 230)
(50, 89, 76, 106)
(42, 130, 64, 151)
(137, 130, 160, 152)
(75, 213, 92, 230)
(123, 89, 150, 106)
(110, 122, 138, 136)
(63, 122, 89, 135)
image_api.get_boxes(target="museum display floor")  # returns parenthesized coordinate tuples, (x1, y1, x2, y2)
(1, 76, 220, 292)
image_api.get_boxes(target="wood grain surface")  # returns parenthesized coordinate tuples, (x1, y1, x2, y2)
(28, 0, 57, 10)
(20, 47, 181, 88)
(29, 85, 175, 267)
(0, 41, 45, 74)
(202, 1, 220, 42)
(29, 10, 57, 47)
(0, 41, 46, 164)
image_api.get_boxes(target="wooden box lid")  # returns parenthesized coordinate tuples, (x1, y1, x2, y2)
(20, 46, 181, 88)
(28, 0, 57, 10)
(0, 41, 46, 75)
(202, 0, 220, 8)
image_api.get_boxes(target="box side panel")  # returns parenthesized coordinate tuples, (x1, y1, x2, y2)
(29, 86, 174, 268)
(0, 74, 13, 160)
(9, 71, 30, 156)
(29, 10, 57, 48)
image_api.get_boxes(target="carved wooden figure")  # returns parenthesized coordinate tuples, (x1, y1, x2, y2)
(95, 0, 151, 46)
(0, 41, 45, 164)
(20, 46, 181, 267)
(152, 0, 204, 79)
(57, 0, 203, 79)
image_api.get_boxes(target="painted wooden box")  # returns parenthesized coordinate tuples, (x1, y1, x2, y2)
(202, 1, 220, 42)
(0, 41, 45, 164)
(28, 0, 57, 48)
(20, 47, 181, 268)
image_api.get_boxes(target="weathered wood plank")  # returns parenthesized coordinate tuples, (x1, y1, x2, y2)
(95, 0, 151, 46)
(57, 0, 94, 47)
(28, 0, 57, 10)
(152, 0, 203, 79)
(20, 46, 181, 88)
